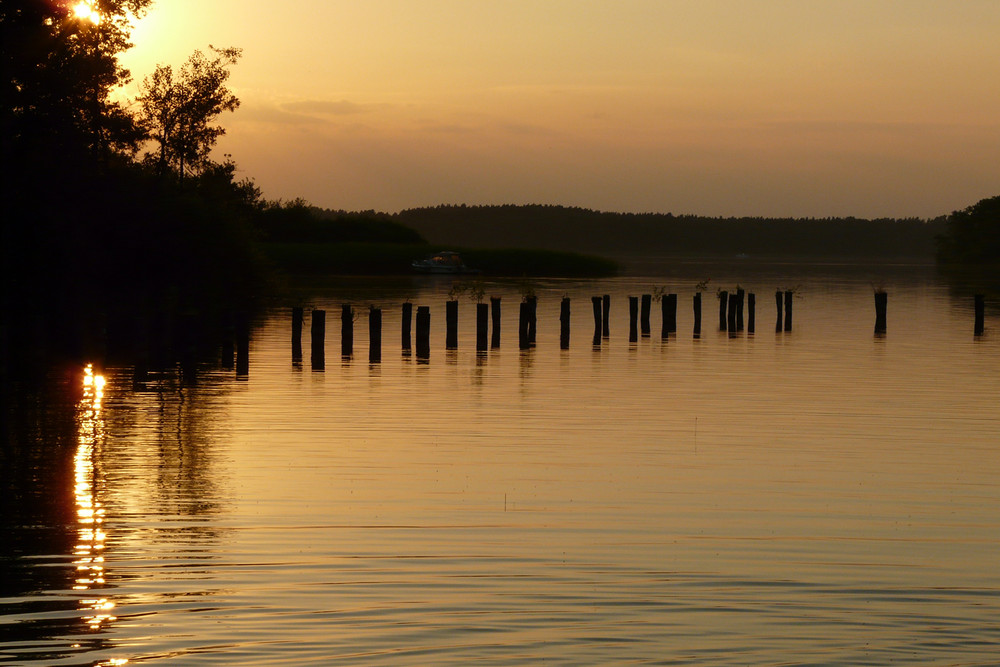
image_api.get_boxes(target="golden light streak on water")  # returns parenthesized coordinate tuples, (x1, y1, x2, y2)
(73, 364, 117, 632)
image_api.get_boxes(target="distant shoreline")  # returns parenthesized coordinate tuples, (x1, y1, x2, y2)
(392, 204, 944, 261)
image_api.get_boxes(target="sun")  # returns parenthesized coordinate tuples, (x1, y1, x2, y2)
(73, 1, 101, 24)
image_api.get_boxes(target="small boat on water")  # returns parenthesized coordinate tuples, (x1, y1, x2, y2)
(411, 251, 479, 274)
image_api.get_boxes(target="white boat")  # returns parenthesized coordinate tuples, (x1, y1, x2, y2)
(411, 251, 479, 274)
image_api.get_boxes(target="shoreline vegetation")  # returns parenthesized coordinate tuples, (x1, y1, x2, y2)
(256, 202, 958, 278)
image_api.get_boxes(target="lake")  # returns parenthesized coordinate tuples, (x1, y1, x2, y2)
(2, 262, 999, 665)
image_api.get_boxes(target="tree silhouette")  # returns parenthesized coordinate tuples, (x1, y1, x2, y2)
(2, 0, 151, 172)
(937, 195, 1000, 265)
(138, 47, 242, 178)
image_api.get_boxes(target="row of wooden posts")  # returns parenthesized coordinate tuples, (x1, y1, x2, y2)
(288, 292, 988, 367)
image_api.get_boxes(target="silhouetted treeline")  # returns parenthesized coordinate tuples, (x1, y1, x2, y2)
(936, 195, 1000, 266)
(3, 157, 271, 378)
(257, 201, 425, 244)
(395, 205, 945, 259)
(935, 195, 1000, 293)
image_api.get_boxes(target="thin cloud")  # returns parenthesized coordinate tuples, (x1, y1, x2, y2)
(282, 99, 385, 116)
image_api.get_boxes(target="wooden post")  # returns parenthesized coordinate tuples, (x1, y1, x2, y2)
(667, 294, 678, 334)
(784, 291, 793, 332)
(490, 296, 501, 349)
(602, 294, 610, 338)
(727, 291, 737, 334)
(311, 309, 325, 370)
(476, 303, 488, 352)
(292, 307, 303, 363)
(748, 293, 756, 334)
(446, 300, 458, 349)
(640, 294, 652, 336)
(527, 296, 538, 347)
(236, 317, 249, 376)
(629, 296, 639, 342)
(401, 302, 413, 353)
(368, 306, 381, 363)
(693, 293, 702, 337)
(736, 288, 745, 331)
(560, 297, 570, 349)
(661, 296, 669, 339)
(341, 304, 354, 357)
(874, 291, 887, 335)
(592, 296, 602, 346)
(775, 290, 783, 332)
(718, 290, 728, 330)
(975, 294, 985, 336)
(519, 301, 530, 350)
(416, 306, 430, 359)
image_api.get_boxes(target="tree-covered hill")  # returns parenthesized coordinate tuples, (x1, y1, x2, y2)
(395, 205, 945, 260)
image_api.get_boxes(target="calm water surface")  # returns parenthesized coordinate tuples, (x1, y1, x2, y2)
(3, 265, 1000, 665)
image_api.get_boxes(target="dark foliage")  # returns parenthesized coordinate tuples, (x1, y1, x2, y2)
(256, 201, 426, 244)
(1, 0, 152, 171)
(396, 205, 945, 259)
(936, 195, 1000, 266)
(137, 46, 242, 178)
(2, 4, 270, 378)
(262, 242, 430, 274)
(3, 158, 270, 374)
(261, 242, 616, 277)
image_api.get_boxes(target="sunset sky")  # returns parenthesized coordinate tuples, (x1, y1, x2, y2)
(118, 0, 1000, 218)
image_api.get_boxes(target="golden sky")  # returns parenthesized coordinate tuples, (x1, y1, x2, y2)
(119, 0, 1000, 217)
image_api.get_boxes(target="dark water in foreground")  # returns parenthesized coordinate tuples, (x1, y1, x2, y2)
(3, 265, 1000, 665)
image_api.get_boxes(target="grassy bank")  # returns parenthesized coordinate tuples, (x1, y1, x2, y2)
(260, 242, 618, 277)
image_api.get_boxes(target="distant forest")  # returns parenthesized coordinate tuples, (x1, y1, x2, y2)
(393, 205, 946, 260)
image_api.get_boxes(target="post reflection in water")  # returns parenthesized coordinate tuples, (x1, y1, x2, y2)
(73, 364, 120, 643)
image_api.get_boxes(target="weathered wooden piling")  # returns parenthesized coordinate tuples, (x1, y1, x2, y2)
(292, 307, 303, 363)
(416, 306, 430, 359)
(527, 296, 538, 347)
(748, 293, 756, 334)
(311, 309, 325, 370)
(369, 306, 381, 363)
(975, 294, 985, 336)
(519, 301, 530, 350)
(629, 296, 639, 342)
(490, 296, 501, 349)
(693, 293, 702, 337)
(236, 317, 250, 376)
(592, 296, 603, 345)
(874, 291, 887, 335)
(341, 304, 354, 357)
(784, 291, 793, 332)
(718, 290, 728, 330)
(736, 288, 745, 331)
(660, 298, 670, 339)
(640, 294, 652, 336)
(476, 303, 488, 352)
(602, 294, 611, 337)
(446, 300, 458, 349)
(727, 291, 738, 333)
(560, 297, 571, 349)
(401, 302, 412, 353)
(775, 290, 783, 332)
(667, 294, 678, 334)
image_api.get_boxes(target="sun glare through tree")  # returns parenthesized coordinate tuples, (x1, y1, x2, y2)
(73, 1, 101, 24)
